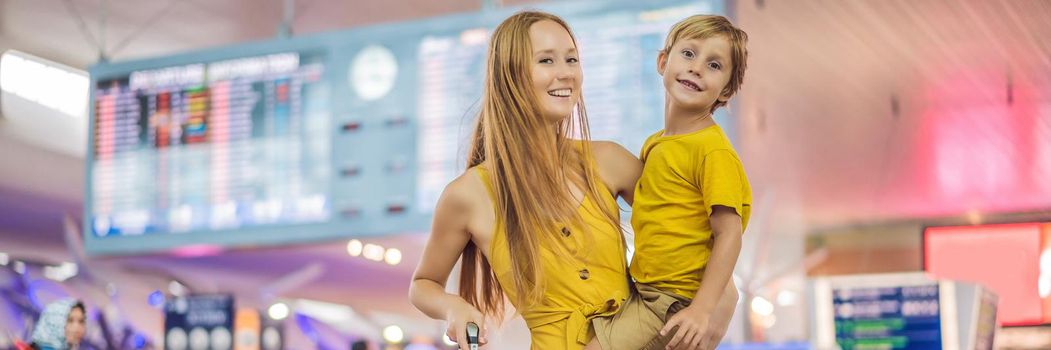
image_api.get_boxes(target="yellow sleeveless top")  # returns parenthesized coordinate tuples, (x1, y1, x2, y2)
(476, 166, 629, 349)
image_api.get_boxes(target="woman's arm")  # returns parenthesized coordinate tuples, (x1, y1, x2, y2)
(409, 177, 488, 350)
(592, 141, 643, 205)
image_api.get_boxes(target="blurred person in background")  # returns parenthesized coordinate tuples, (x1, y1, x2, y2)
(23, 299, 87, 350)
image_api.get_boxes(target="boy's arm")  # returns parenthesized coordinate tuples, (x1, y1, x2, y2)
(692, 205, 743, 312)
(662, 205, 743, 349)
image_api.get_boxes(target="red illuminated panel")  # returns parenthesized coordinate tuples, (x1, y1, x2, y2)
(1043, 224, 1051, 324)
(924, 223, 1046, 326)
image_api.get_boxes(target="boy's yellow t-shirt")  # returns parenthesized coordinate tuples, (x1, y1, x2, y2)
(629, 124, 752, 300)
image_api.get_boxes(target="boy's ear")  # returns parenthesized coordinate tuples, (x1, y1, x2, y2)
(717, 92, 731, 103)
(656, 51, 668, 75)
(717, 86, 733, 103)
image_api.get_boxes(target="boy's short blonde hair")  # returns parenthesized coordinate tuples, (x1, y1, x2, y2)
(662, 15, 749, 112)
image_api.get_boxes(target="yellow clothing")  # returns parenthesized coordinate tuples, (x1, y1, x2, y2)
(629, 124, 752, 300)
(476, 166, 629, 350)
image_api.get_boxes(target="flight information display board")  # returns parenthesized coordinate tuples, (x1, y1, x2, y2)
(85, 0, 724, 255)
(832, 284, 943, 350)
(93, 53, 329, 237)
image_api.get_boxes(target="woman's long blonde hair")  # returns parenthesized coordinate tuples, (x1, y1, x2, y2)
(457, 11, 621, 318)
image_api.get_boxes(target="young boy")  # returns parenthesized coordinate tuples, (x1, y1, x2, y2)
(591, 15, 751, 350)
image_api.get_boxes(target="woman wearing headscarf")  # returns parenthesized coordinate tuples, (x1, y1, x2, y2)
(27, 299, 87, 350)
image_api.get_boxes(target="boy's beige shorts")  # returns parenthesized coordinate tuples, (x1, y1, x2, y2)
(591, 283, 692, 350)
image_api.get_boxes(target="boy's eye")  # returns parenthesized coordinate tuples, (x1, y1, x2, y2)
(681, 49, 695, 59)
(709, 62, 722, 70)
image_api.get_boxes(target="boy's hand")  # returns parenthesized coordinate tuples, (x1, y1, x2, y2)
(662, 304, 715, 350)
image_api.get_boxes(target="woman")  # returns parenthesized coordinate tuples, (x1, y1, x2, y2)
(408, 10, 642, 350)
(29, 299, 87, 350)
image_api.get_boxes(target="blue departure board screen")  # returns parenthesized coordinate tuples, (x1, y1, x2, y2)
(833, 284, 943, 350)
(92, 53, 330, 237)
(85, 0, 722, 255)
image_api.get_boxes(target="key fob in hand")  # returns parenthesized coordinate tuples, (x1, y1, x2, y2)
(465, 322, 480, 350)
